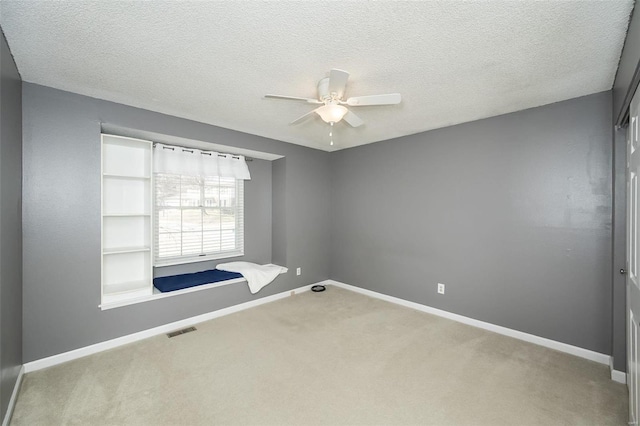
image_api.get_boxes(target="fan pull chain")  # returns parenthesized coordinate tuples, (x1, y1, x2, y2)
(329, 122, 334, 146)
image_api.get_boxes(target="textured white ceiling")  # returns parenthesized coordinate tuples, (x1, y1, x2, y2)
(0, 1, 634, 152)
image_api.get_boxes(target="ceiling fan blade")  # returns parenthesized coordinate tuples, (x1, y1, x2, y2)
(345, 93, 401, 106)
(265, 94, 321, 104)
(290, 107, 321, 125)
(328, 69, 349, 98)
(342, 110, 364, 128)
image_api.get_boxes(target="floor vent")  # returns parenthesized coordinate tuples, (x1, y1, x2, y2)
(167, 326, 197, 338)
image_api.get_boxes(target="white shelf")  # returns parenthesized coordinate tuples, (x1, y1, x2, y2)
(103, 213, 151, 217)
(103, 173, 151, 180)
(102, 282, 153, 305)
(103, 177, 150, 215)
(102, 134, 151, 177)
(101, 134, 153, 306)
(102, 248, 150, 284)
(103, 216, 150, 250)
(104, 280, 151, 296)
(103, 246, 151, 255)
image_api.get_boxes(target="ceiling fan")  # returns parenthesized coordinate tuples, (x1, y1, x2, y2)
(265, 69, 401, 128)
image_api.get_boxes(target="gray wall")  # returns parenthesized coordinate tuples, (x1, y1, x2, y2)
(330, 92, 613, 354)
(22, 83, 330, 362)
(21, 82, 618, 363)
(613, 3, 640, 125)
(0, 29, 22, 420)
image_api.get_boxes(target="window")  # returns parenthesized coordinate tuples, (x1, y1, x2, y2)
(154, 173, 244, 266)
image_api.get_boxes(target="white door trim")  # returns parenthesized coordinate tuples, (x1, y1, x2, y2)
(2, 365, 24, 426)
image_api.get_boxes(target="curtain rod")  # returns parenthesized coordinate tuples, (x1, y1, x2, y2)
(153, 142, 253, 161)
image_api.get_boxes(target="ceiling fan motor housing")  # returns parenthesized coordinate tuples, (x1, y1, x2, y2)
(317, 77, 331, 101)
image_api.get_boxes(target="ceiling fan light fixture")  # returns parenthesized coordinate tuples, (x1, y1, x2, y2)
(316, 104, 348, 124)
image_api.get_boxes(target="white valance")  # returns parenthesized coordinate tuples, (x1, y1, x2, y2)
(153, 143, 251, 180)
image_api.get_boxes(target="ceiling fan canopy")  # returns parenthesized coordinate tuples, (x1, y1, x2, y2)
(265, 69, 401, 128)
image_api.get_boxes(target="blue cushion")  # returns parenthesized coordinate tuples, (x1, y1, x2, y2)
(153, 269, 243, 293)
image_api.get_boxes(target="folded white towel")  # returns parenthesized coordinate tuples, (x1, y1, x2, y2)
(216, 262, 288, 294)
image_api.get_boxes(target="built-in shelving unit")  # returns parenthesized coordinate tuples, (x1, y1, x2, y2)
(101, 134, 153, 306)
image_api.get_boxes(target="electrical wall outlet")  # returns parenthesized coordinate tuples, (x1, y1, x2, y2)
(296, 267, 301, 276)
(437, 283, 445, 295)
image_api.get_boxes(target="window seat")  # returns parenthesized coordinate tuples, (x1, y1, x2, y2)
(100, 264, 286, 311)
(153, 269, 243, 293)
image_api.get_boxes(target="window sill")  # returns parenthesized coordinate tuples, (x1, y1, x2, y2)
(99, 264, 286, 311)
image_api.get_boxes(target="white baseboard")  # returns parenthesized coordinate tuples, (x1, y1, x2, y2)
(24, 283, 316, 373)
(2, 365, 24, 426)
(325, 280, 612, 366)
(609, 358, 627, 385)
(609, 357, 627, 384)
(611, 369, 627, 384)
(24, 279, 616, 380)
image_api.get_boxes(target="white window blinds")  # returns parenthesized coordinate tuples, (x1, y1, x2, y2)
(153, 144, 249, 266)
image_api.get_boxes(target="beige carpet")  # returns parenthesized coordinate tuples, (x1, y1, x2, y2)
(11, 286, 627, 425)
